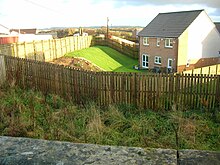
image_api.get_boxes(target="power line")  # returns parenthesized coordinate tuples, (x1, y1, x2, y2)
(23, 0, 61, 14)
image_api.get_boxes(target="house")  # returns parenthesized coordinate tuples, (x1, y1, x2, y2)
(0, 35, 18, 44)
(138, 10, 220, 73)
(0, 24, 19, 44)
(10, 28, 37, 34)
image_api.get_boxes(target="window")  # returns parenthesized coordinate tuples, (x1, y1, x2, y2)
(165, 38, 173, 48)
(143, 37, 149, 45)
(142, 54, 149, 68)
(154, 56, 161, 64)
(156, 38, 160, 47)
(167, 58, 173, 68)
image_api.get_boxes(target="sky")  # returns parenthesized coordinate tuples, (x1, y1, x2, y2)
(0, 0, 220, 29)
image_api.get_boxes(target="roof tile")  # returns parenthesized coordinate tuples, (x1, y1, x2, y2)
(138, 10, 203, 38)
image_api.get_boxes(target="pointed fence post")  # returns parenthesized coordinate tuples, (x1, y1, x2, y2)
(216, 75, 220, 105)
(0, 55, 6, 86)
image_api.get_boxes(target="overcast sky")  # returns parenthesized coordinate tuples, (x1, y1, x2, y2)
(0, 0, 220, 29)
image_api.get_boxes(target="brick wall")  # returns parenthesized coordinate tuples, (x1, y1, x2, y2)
(139, 37, 178, 72)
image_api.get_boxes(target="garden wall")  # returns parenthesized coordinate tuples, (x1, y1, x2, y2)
(1, 136, 220, 165)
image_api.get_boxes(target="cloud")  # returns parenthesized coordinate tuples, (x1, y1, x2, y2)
(1, 0, 220, 28)
(109, 0, 220, 8)
(108, 0, 220, 22)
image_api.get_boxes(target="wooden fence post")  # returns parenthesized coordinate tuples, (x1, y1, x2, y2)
(216, 75, 220, 105)
(175, 73, 180, 109)
(24, 42, 27, 58)
(33, 41, 36, 61)
(41, 40, 45, 61)
(0, 55, 6, 86)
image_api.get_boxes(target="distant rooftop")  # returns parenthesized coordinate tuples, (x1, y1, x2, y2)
(138, 10, 204, 38)
(10, 28, 37, 34)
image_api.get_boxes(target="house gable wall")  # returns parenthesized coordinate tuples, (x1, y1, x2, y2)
(177, 29, 189, 72)
(177, 11, 220, 72)
(187, 11, 220, 61)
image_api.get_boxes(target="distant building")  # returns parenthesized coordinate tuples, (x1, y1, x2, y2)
(131, 28, 143, 39)
(73, 32, 88, 37)
(0, 35, 18, 44)
(10, 28, 37, 34)
(73, 27, 88, 36)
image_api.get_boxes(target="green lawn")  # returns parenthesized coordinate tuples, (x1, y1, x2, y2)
(65, 46, 143, 72)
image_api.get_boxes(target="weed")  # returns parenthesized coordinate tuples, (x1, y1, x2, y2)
(0, 86, 219, 151)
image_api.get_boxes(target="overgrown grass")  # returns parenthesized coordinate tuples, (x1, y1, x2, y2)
(65, 46, 144, 72)
(0, 85, 219, 151)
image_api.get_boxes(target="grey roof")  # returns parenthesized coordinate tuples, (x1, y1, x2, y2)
(215, 22, 220, 34)
(138, 10, 204, 38)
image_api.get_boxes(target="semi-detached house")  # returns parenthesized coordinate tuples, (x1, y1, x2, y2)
(138, 9, 220, 73)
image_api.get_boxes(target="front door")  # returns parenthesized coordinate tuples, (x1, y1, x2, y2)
(142, 54, 149, 68)
(167, 58, 173, 73)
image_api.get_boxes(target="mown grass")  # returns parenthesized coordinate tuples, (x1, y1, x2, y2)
(0, 85, 219, 151)
(65, 46, 144, 72)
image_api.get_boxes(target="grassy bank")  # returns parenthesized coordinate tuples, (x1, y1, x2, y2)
(0, 85, 219, 151)
(65, 46, 143, 72)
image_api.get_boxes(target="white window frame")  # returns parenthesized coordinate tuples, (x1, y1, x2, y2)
(165, 38, 173, 48)
(156, 38, 160, 47)
(167, 58, 173, 68)
(143, 37, 149, 46)
(154, 56, 161, 64)
(142, 54, 149, 68)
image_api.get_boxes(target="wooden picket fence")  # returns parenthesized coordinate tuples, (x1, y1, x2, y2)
(3, 55, 220, 111)
(0, 36, 93, 62)
(183, 64, 220, 75)
(92, 37, 139, 59)
(0, 36, 138, 62)
(0, 55, 6, 86)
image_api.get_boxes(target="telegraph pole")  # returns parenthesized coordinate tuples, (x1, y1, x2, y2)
(106, 17, 109, 39)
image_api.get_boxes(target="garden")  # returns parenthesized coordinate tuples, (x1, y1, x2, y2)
(63, 46, 143, 72)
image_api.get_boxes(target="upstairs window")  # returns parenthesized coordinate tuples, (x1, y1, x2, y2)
(165, 38, 173, 48)
(143, 37, 149, 45)
(154, 56, 161, 64)
(156, 38, 160, 47)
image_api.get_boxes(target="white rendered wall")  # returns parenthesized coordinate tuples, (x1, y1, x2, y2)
(187, 11, 220, 61)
